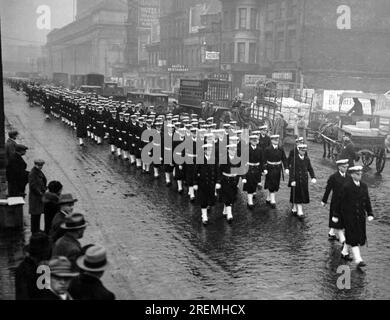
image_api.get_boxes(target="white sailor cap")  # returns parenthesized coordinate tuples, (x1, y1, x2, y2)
(348, 165, 363, 173)
(223, 123, 231, 128)
(297, 144, 308, 150)
(229, 136, 240, 142)
(296, 137, 304, 143)
(251, 130, 261, 135)
(204, 133, 214, 138)
(249, 135, 259, 140)
(336, 159, 349, 166)
(207, 117, 214, 122)
(198, 128, 207, 133)
(270, 135, 280, 140)
(259, 125, 268, 130)
(202, 143, 213, 149)
(234, 130, 243, 134)
(227, 144, 238, 149)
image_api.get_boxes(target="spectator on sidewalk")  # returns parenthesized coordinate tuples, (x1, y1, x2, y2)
(5, 130, 19, 165)
(69, 245, 116, 300)
(36, 256, 79, 300)
(50, 194, 78, 243)
(29, 159, 47, 233)
(15, 232, 52, 300)
(43, 181, 63, 235)
(52, 213, 87, 266)
(6, 144, 29, 197)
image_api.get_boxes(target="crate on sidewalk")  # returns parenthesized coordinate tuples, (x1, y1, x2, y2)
(0, 197, 25, 229)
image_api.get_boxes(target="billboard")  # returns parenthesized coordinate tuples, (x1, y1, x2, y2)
(138, 0, 160, 29)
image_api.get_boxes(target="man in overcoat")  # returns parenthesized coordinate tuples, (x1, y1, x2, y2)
(321, 159, 352, 259)
(28, 159, 47, 233)
(6, 144, 29, 197)
(334, 166, 374, 268)
(288, 144, 316, 218)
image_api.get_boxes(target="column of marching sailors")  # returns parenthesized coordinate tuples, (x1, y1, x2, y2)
(19, 83, 375, 269)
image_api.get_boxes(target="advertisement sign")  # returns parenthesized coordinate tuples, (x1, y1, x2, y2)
(272, 71, 295, 81)
(243, 74, 266, 87)
(138, 0, 160, 29)
(168, 65, 189, 72)
(322, 90, 371, 113)
(205, 51, 220, 60)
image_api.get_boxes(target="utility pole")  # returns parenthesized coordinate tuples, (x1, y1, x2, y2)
(218, 13, 222, 81)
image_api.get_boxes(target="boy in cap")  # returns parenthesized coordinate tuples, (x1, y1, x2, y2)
(263, 135, 288, 208)
(322, 159, 351, 259)
(288, 144, 316, 218)
(28, 159, 47, 233)
(69, 245, 115, 300)
(334, 166, 374, 268)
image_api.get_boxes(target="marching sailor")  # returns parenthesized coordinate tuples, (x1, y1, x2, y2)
(129, 115, 138, 165)
(257, 126, 271, 151)
(288, 143, 316, 218)
(321, 159, 351, 259)
(334, 166, 374, 268)
(163, 124, 175, 186)
(107, 109, 118, 155)
(152, 121, 163, 179)
(263, 135, 288, 209)
(76, 104, 88, 147)
(242, 134, 264, 210)
(194, 143, 219, 225)
(173, 127, 186, 193)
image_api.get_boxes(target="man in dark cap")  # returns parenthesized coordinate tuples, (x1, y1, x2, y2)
(5, 130, 19, 165)
(69, 245, 115, 300)
(6, 144, 29, 197)
(15, 232, 52, 300)
(29, 159, 47, 233)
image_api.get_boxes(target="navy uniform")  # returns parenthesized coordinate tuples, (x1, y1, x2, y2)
(163, 124, 175, 185)
(185, 131, 199, 202)
(334, 166, 374, 268)
(121, 114, 131, 160)
(142, 119, 154, 173)
(288, 144, 316, 218)
(242, 135, 264, 209)
(152, 121, 164, 178)
(76, 105, 88, 146)
(194, 144, 219, 225)
(173, 129, 186, 193)
(129, 115, 138, 165)
(107, 109, 118, 154)
(263, 135, 288, 208)
(135, 118, 146, 169)
(257, 126, 271, 151)
(218, 143, 242, 222)
(321, 159, 352, 259)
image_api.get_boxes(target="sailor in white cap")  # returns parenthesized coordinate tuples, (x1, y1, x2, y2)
(321, 159, 351, 259)
(288, 144, 316, 219)
(287, 137, 307, 168)
(163, 124, 175, 186)
(193, 143, 219, 225)
(258, 125, 271, 151)
(242, 134, 264, 209)
(334, 166, 374, 268)
(263, 135, 288, 208)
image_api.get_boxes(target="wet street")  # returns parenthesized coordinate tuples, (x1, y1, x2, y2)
(1, 86, 390, 300)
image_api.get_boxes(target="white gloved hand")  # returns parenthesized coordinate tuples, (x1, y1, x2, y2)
(242, 179, 247, 184)
(193, 185, 198, 191)
(332, 217, 339, 223)
(263, 170, 268, 176)
(291, 181, 296, 187)
(179, 165, 183, 170)
(258, 182, 262, 187)
(321, 202, 326, 207)
(368, 216, 374, 222)
(311, 178, 317, 184)
(216, 183, 221, 190)
(285, 169, 289, 175)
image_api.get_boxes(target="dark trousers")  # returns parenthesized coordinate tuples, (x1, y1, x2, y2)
(44, 213, 55, 235)
(30, 215, 42, 234)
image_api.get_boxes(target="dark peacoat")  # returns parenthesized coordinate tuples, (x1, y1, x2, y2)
(335, 179, 373, 247)
(263, 145, 288, 192)
(6, 153, 29, 197)
(15, 257, 40, 300)
(243, 144, 263, 194)
(194, 156, 219, 208)
(50, 211, 68, 244)
(288, 154, 315, 204)
(28, 167, 47, 216)
(76, 112, 88, 138)
(5, 138, 17, 165)
(69, 274, 116, 300)
(322, 171, 351, 229)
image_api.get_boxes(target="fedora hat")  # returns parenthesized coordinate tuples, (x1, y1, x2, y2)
(48, 256, 79, 278)
(25, 232, 51, 258)
(76, 245, 109, 272)
(58, 193, 78, 205)
(61, 213, 87, 230)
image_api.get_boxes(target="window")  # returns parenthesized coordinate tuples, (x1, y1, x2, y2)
(229, 42, 235, 62)
(239, 8, 247, 30)
(286, 30, 297, 59)
(250, 8, 258, 30)
(249, 43, 256, 63)
(237, 42, 246, 63)
(278, 0, 287, 19)
(265, 34, 273, 61)
(223, 11, 229, 29)
(287, 0, 298, 18)
(274, 32, 284, 60)
(230, 10, 236, 30)
(267, 0, 276, 22)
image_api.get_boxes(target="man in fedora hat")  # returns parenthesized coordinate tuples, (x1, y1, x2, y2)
(6, 144, 29, 197)
(29, 159, 47, 233)
(334, 166, 374, 269)
(50, 194, 78, 243)
(52, 213, 88, 266)
(37, 256, 79, 300)
(69, 245, 115, 300)
(15, 232, 52, 300)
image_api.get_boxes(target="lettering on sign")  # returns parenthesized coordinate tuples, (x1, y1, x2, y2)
(337, 5, 351, 30)
(138, 0, 160, 28)
(205, 51, 220, 60)
(244, 74, 266, 87)
(272, 72, 293, 81)
(36, 5, 51, 30)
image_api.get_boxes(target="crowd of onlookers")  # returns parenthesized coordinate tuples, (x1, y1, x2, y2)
(5, 130, 115, 300)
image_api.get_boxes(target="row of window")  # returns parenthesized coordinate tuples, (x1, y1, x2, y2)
(266, 0, 299, 22)
(223, 7, 259, 31)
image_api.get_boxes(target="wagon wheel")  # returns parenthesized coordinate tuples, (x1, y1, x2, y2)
(376, 148, 386, 174)
(361, 152, 374, 167)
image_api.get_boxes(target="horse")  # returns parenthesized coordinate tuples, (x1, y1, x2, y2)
(319, 122, 341, 159)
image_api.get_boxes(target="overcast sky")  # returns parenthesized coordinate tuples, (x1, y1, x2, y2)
(1, 0, 75, 45)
